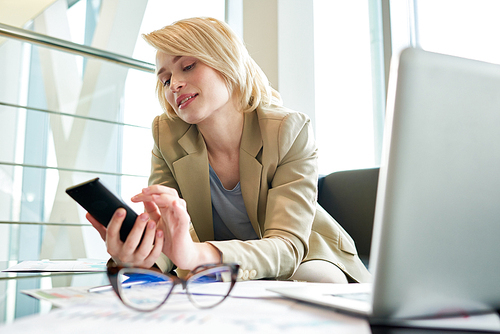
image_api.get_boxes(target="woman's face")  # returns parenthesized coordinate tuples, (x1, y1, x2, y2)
(156, 52, 234, 125)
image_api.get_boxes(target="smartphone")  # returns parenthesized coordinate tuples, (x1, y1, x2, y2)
(66, 178, 138, 242)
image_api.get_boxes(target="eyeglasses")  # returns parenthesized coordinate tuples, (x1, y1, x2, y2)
(107, 262, 240, 312)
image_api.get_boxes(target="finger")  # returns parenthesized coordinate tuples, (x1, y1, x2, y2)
(151, 193, 180, 210)
(142, 200, 161, 222)
(144, 185, 179, 196)
(171, 198, 189, 221)
(160, 198, 191, 242)
(131, 188, 174, 223)
(106, 208, 126, 252)
(121, 213, 150, 256)
(135, 219, 158, 259)
(174, 198, 187, 211)
(151, 195, 179, 228)
(132, 186, 179, 203)
(143, 229, 164, 268)
(86, 213, 107, 241)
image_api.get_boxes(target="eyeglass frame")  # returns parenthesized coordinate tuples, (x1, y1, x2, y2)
(107, 262, 240, 312)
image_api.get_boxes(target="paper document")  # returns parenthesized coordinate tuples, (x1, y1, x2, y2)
(23, 286, 117, 308)
(2, 259, 107, 272)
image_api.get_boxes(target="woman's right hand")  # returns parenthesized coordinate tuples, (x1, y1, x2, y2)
(132, 185, 221, 271)
(86, 209, 164, 268)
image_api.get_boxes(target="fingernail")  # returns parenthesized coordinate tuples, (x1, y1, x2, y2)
(148, 221, 155, 229)
(140, 213, 149, 221)
(157, 230, 163, 238)
(142, 188, 150, 194)
(116, 209, 125, 217)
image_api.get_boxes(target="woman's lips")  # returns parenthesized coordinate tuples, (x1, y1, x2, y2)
(177, 93, 198, 109)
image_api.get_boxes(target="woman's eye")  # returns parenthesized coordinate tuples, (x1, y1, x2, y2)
(163, 79, 170, 87)
(184, 63, 195, 71)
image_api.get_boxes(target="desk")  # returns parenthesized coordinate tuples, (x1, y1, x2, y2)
(0, 262, 496, 334)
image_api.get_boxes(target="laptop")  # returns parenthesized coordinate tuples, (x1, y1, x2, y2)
(269, 48, 500, 323)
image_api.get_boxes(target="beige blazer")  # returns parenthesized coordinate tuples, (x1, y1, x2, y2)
(149, 104, 371, 283)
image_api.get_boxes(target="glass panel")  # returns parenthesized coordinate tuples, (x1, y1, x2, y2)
(0, 42, 159, 125)
(0, 166, 148, 262)
(0, 39, 158, 179)
(0, 104, 153, 176)
(0, 166, 147, 224)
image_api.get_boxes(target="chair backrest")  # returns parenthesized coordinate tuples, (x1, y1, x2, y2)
(317, 167, 379, 265)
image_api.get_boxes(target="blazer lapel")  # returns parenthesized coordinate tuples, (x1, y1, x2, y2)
(173, 125, 213, 241)
(240, 111, 263, 238)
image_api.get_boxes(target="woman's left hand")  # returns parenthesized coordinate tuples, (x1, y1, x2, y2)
(86, 209, 164, 268)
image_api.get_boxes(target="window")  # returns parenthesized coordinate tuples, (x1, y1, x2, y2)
(415, 0, 500, 64)
(313, 0, 385, 174)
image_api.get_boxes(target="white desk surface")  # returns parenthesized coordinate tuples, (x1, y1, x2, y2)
(2, 280, 499, 333)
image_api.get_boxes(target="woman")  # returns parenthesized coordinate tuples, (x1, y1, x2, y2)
(88, 17, 371, 283)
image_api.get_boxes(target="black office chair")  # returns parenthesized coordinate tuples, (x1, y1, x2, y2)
(317, 167, 380, 266)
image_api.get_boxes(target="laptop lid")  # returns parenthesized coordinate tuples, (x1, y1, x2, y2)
(269, 48, 500, 322)
(369, 47, 500, 320)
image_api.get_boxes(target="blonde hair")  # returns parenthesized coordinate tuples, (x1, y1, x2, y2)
(143, 17, 282, 119)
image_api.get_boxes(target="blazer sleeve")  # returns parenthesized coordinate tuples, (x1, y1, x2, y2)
(207, 112, 318, 280)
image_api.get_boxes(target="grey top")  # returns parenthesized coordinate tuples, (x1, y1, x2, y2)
(209, 165, 259, 241)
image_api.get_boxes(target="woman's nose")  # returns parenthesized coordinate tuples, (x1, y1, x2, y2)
(169, 76, 185, 92)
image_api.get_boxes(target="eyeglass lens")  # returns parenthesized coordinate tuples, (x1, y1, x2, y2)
(118, 269, 174, 311)
(186, 266, 234, 308)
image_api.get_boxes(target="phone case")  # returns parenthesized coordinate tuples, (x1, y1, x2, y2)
(66, 178, 138, 242)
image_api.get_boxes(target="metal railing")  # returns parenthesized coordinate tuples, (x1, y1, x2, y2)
(0, 22, 155, 73)
(0, 101, 150, 129)
(0, 161, 148, 178)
